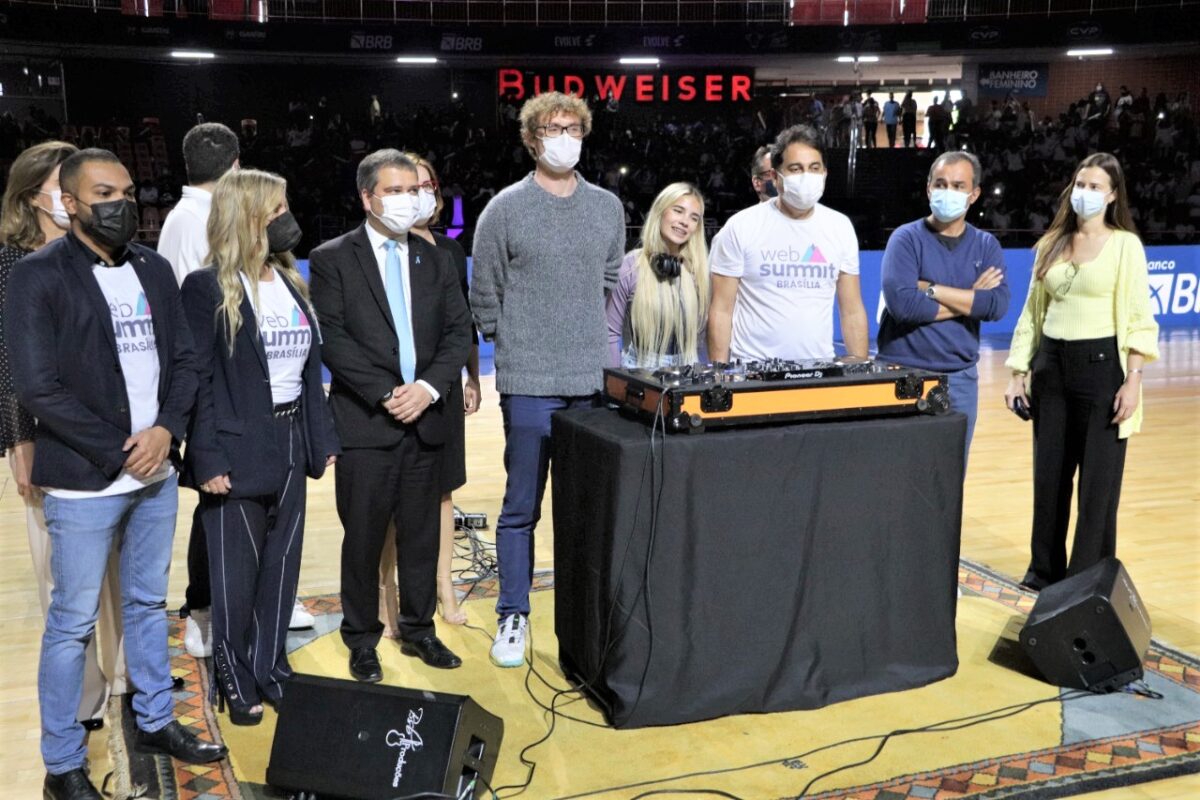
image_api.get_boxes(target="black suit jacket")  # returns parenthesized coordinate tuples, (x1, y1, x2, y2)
(308, 224, 471, 449)
(179, 267, 341, 497)
(5, 233, 197, 490)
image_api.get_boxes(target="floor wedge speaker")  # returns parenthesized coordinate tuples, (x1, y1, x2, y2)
(267, 673, 503, 799)
(1019, 557, 1151, 692)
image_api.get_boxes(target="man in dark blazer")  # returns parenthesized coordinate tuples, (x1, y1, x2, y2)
(309, 149, 471, 681)
(6, 149, 224, 800)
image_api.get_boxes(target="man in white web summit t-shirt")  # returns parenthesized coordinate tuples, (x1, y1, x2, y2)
(708, 125, 869, 363)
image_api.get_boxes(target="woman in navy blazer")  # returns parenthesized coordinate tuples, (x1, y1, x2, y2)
(181, 169, 339, 725)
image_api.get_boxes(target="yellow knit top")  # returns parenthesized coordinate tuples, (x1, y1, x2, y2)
(1041, 235, 1119, 341)
(1005, 229, 1160, 439)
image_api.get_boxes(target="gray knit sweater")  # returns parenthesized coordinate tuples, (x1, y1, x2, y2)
(470, 173, 625, 396)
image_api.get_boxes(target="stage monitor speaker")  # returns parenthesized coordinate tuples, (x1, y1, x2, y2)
(1019, 557, 1152, 692)
(266, 673, 503, 799)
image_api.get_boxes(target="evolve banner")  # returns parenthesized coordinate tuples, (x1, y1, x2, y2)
(497, 69, 753, 103)
(977, 63, 1050, 98)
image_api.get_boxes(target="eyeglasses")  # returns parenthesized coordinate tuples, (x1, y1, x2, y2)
(536, 123, 585, 139)
(419, 180, 439, 193)
(1059, 262, 1081, 295)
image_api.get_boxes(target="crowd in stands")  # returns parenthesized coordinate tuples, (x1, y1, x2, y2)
(1, 81, 1197, 254)
(947, 86, 1198, 245)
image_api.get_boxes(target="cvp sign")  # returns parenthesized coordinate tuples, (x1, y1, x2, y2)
(498, 69, 752, 103)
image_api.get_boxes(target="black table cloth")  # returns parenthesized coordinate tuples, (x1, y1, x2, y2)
(551, 407, 966, 729)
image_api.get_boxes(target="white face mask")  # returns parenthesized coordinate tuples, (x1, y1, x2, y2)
(413, 189, 438, 226)
(372, 193, 418, 234)
(1070, 187, 1108, 221)
(781, 172, 825, 211)
(538, 134, 582, 173)
(39, 189, 71, 230)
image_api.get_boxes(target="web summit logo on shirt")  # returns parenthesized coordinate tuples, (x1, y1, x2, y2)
(109, 292, 156, 353)
(262, 306, 312, 358)
(758, 244, 838, 289)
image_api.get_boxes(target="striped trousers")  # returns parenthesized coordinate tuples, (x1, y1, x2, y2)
(199, 413, 307, 708)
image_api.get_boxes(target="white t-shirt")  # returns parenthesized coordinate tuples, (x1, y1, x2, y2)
(243, 271, 310, 404)
(709, 200, 859, 361)
(48, 263, 170, 498)
(157, 186, 212, 287)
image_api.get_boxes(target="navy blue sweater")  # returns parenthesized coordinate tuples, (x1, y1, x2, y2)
(876, 219, 1010, 372)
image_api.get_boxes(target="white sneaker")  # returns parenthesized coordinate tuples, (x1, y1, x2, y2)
(184, 607, 212, 658)
(490, 614, 528, 668)
(288, 599, 315, 631)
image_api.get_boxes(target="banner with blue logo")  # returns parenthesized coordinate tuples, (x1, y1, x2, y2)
(300, 244, 1198, 374)
(848, 245, 1200, 351)
(977, 63, 1049, 98)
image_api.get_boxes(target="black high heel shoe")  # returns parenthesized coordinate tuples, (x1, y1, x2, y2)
(213, 649, 264, 726)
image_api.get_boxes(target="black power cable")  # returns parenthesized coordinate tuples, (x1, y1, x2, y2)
(466, 394, 674, 798)
(554, 690, 1093, 800)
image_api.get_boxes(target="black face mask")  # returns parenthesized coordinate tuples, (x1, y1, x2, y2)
(763, 179, 779, 199)
(266, 211, 303, 254)
(78, 198, 139, 250)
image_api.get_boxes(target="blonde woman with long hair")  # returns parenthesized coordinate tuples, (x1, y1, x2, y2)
(1003, 153, 1158, 592)
(180, 169, 340, 724)
(606, 182, 710, 368)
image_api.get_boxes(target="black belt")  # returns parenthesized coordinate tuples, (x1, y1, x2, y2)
(273, 399, 301, 417)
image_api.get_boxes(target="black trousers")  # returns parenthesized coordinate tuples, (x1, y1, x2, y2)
(1025, 336, 1128, 589)
(184, 505, 209, 610)
(902, 115, 917, 147)
(200, 412, 308, 707)
(863, 120, 877, 147)
(336, 432, 440, 649)
(886, 122, 898, 148)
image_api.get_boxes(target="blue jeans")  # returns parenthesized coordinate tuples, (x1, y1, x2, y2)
(496, 394, 597, 619)
(946, 364, 979, 469)
(40, 475, 178, 774)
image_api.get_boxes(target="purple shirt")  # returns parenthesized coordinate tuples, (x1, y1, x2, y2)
(605, 251, 641, 367)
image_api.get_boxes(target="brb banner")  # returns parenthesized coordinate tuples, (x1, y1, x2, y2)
(497, 69, 753, 103)
(849, 244, 1200, 349)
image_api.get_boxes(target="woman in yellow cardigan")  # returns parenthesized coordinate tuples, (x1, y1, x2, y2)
(1003, 152, 1158, 592)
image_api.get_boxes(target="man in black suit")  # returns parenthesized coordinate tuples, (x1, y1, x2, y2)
(310, 149, 471, 680)
(6, 149, 225, 800)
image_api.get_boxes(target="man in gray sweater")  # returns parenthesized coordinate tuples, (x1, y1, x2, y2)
(470, 91, 625, 668)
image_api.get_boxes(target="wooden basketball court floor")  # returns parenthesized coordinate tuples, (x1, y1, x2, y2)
(0, 337, 1196, 798)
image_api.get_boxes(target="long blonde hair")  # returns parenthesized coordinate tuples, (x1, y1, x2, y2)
(629, 183, 710, 365)
(206, 169, 311, 353)
(1033, 152, 1137, 280)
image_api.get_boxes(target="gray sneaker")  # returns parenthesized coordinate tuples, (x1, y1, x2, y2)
(490, 614, 528, 668)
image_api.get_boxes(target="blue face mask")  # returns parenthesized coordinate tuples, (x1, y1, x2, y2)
(763, 179, 778, 199)
(929, 188, 971, 223)
(1070, 187, 1108, 220)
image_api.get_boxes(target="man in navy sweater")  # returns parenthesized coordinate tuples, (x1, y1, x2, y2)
(877, 151, 1010, 465)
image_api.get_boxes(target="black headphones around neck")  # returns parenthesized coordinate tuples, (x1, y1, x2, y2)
(650, 253, 683, 281)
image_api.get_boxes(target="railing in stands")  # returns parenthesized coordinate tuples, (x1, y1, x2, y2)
(924, 0, 1195, 19)
(8, 0, 1197, 22)
(4, 0, 793, 24)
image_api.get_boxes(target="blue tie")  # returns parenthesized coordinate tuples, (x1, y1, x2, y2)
(384, 240, 416, 385)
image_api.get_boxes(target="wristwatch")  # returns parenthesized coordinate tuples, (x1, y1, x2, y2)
(924, 283, 937, 299)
